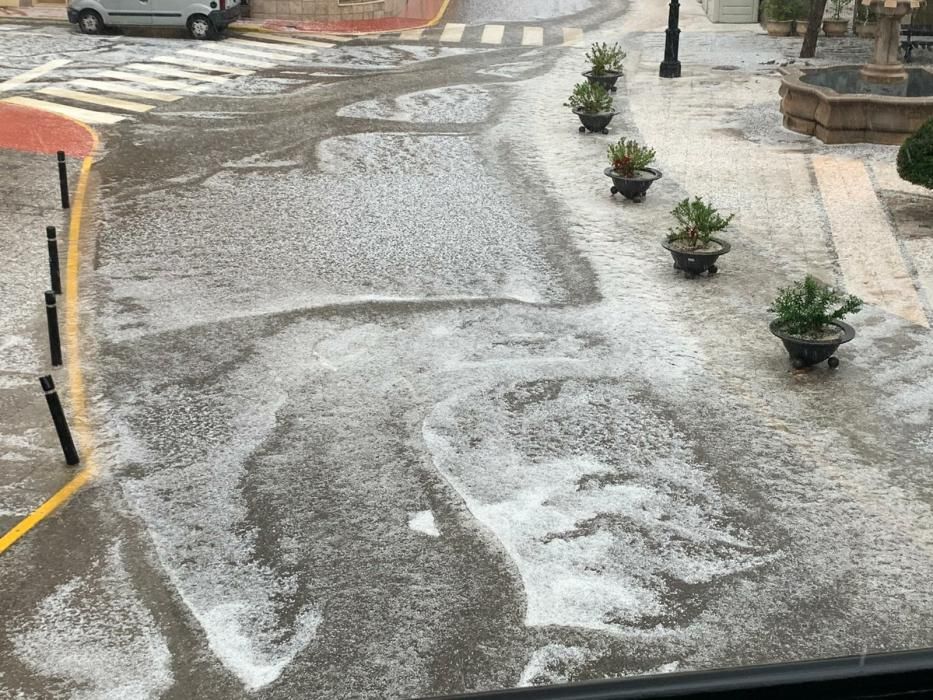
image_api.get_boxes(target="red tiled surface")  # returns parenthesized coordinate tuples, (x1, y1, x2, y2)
(0, 0, 446, 34)
(0, 103, 95, 157)
(263, 0, 444, 33)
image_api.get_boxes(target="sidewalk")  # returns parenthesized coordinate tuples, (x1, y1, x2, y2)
(0, 102, 95, 551)
(0, 0, 447, 34)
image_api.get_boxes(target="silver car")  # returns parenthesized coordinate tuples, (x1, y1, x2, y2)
(67, 0, 241, 39)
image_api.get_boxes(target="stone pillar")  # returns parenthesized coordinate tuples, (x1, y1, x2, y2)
(859, 0, 912, 83)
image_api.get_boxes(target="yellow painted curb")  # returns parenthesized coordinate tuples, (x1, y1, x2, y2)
(425, 0, 451, 28)
(0, 123, 100, 556)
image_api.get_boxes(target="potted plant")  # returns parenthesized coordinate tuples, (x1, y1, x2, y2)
(795, 0, 811, 35)
(583, 42, 626, 93)
(855, 2, 878, 37)
(662, 197, 734, 277)
(565, 81, 616, 134)
(823, 0, 852, 36)
(769, 275, 862, 369)
(604, 139, 662, 202)
(764, 0, 799, 35)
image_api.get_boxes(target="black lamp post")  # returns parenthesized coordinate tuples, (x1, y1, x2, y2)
(659, 0, 682, 79)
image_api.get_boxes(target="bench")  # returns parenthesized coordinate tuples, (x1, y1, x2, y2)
(902, 3, 933, 63)
(903, 24, 933, 62)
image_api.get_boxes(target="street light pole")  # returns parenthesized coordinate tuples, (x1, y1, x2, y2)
(659, 0, 682, 79)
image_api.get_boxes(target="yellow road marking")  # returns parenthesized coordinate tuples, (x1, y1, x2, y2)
(426, 0, 451, 28)
(0, 123, 100, 556)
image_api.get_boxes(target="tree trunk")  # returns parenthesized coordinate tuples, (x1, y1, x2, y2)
(800, 0, 828, 58)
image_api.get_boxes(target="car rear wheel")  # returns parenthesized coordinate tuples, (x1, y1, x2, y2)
(187, 14, 217, 40)
(77, 9, 103, 34)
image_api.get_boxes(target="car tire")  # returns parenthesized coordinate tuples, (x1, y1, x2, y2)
(77, 9, 104, 34)
(187, 14, 217, 40)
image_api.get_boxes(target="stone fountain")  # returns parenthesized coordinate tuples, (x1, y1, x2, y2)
(780, 0, 933, 144)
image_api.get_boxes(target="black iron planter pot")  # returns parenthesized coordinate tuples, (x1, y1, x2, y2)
(662, 237, 731, 276)
(574, 107, 617, 134)
(769, 319, 855, 369)
(605, 167, 662, 202)
(583, 70, 622, 92)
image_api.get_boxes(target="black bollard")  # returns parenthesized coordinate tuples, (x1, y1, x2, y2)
(659, 0, 682, 79)
(57, 150, 70, 209)
(47, 226, 62, 295)
(45, 290, 62, 367)
(39, 375, 80, 466)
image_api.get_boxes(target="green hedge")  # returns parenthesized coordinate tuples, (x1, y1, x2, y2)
(898, 118, 933, 190)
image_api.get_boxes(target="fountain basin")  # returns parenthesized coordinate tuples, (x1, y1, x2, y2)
(780, 66, 933, 144)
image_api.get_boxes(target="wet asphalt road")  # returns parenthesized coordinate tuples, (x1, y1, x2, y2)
(3, 1, 933, 698)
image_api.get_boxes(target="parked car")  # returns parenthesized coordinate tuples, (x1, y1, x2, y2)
(67, 0, 241, 39)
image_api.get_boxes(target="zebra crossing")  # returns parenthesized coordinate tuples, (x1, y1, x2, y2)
(0, 33, 333, 126)
(372, 23, 584, 48)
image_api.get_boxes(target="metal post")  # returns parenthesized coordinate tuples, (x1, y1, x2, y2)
(39, 375, 80, 466)
(660, 0, 682, 79)
(47, 226, 62, 295)
(45, 290, 62, 367)
(57, 150, 70, 209)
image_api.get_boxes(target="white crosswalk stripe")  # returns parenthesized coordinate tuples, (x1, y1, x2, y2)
(151, 55, 254, 76)
(237, 31, 334, 48)
(70, 79, 183, 102)
(522, 26, 544, 46)
(97, 70, 209, 92)
(224, 37, 316, 54)
(37, 86, 155, 113)
(439, 23, 466, 43)
(207, 44, 297, 62)
(562, 27, 584, 46)
(0, 59, 71, 92)
(178, 48, 275, 69)
(480, 24, 504, 45)
(2, 95, 126, 124)
(387, 23, 584, 47)
(124, 63, 230, 84)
